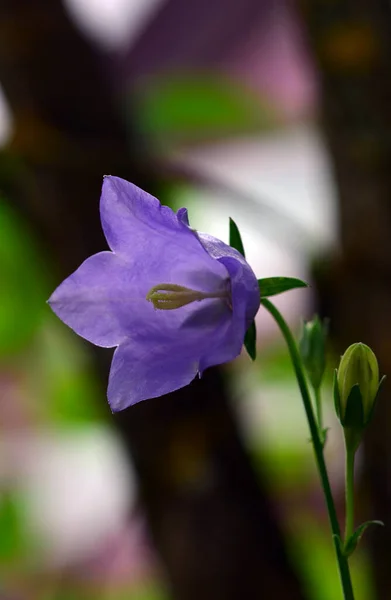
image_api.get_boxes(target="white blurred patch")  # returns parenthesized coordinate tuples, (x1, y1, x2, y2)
(0, 84, 14, 147)
(173, 124, 338, 339)
(2, 426, 136, 567)
(63, 0, 164, 50)
(176, 124, 338, 257)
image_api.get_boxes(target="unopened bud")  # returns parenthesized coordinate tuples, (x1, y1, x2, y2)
(334, 343, 384, 448)
(299, 316, 327, 390)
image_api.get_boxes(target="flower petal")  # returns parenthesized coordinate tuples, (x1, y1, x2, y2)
(197, 259, 248, 372)
(195, 233, 260, 371)
(100, 176, 228, 294)
(108, 337, 201, 411)
(101, 176, 181, 255)
(197, 232, 260, 327)
(48, 251, 132, 347)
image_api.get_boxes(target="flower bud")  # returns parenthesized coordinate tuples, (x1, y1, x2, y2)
(299, 316, 327, 390)
(334, 343, 383, 432)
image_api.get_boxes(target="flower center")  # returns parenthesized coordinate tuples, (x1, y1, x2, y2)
(146, 283, 230, 311)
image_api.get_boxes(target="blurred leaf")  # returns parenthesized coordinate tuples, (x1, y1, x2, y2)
(0, 199, 47, 356)
(137, 74, 277, 142)
(229, 217, 245, 257)
(0, 491, 24, 561)
(244, 321, 256, 361)
(259, 277, 308, 298)
(124, 583, 170, 600)
(35, 322, 105, 425)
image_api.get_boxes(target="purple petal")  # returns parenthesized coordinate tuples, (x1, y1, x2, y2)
(197, 232, 260, 328)
(49, 176, 261, 410)
(181, 297, 242, 373)
(48, 252, 131, 347)
(108, 336, 201, 410)
(100, 176, 228, 294)
(48, 248, 218, 348)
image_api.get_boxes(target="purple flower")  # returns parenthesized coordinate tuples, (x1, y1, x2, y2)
(49, 176, 260, 411)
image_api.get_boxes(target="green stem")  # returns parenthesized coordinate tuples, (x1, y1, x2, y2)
(262, 298, 355, 600)
(315, 386, 323, 433)
(345, 447, 355, 544)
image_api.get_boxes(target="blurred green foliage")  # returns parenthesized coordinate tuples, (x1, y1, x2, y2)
(36, 321, 105, 425)
(0, 199, 47, 357)
(0, 491, 25, 562)
(41, 582, 169, 600)
(136, 74, 277, 142)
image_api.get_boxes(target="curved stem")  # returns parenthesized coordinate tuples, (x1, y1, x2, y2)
(262, 298, 355, 600)
(345, 448, 355, 544)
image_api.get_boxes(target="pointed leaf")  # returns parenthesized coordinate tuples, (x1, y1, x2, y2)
(258, 277, 308, 298)
(244, 320, 257, 361)
(229, 217, 245, 258)
(344, 520, 384, 557)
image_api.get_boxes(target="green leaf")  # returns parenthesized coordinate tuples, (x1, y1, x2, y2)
(344, 520, 384, 557)
(258, 277, 308, 298)
(229, 217, 245, 258)
(244, 321, 257, 361)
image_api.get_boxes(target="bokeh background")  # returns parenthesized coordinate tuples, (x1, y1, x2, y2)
(1, 1, 390, 599)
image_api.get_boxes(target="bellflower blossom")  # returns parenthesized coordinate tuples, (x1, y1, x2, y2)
(49, 176, 260, 411)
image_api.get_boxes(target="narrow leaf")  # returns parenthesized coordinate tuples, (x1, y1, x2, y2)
(344, 520, 384, 557)
(244, 321, 257, 361)
(229, 217, 245, 258)
(258, 277, 308, 298)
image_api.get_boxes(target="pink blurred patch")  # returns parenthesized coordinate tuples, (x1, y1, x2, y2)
(226, 3, 318, 120)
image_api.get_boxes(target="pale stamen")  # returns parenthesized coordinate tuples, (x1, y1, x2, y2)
(146, 283, 230, 311)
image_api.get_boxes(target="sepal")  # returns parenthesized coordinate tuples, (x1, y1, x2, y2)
(333, 369, 341, 419)
(229, 217, 245, 258)
(244, 321, 257, 361)
(366, 375, 386, 426)
(258, 277, 308, 298)
(343, 384, 364, 430)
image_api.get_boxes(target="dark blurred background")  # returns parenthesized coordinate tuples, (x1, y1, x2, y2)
(0, 1, 390, 599)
